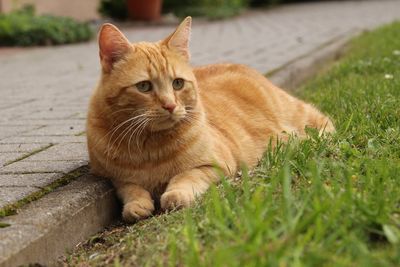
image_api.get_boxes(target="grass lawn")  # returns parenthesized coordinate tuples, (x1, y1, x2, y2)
(64, 22, 400, 266)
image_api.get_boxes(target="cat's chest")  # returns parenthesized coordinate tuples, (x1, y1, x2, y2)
(113, 141, 212, 190)
(113, 156, 191, 192)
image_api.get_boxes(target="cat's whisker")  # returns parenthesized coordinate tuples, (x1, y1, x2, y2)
(127, 117, 151, 158)
(111, 116, 149, 158)
(108, 113, 148, 136)
(94, 113, 145, 154)
(118, 120, 139, 161)
(104, 114, 150, 166)
(103, 117, 142, 167)
(135, 118, 151, 151)
(185, 110, 201, 117)
(125, 116, 150, 156)
(181, 113, 201, 125)
(96, 108, 149, 137)
(127, 121, 140, 161)
(110, 114, 148, 163)
(105, 113, 148, 148)
(112, 122, 134, 158)
(146, 112, 169, 118)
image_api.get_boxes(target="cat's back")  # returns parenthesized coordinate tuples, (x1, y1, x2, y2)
(193, 64, 333, 168)
(194, 63, 286, 111)
(194, 63, 286, 125)
(194, 63, 269, 95)
(193, 64, 287, 168)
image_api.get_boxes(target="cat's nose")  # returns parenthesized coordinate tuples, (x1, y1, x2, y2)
(162, 103, 176, 113)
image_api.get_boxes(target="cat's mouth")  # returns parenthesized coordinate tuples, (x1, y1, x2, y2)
(148, 113, 186, 132)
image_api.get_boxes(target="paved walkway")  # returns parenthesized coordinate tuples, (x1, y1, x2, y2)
(0, 0, 400, 209)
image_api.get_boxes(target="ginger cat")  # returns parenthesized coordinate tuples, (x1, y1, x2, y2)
(87, 17, 334, 222)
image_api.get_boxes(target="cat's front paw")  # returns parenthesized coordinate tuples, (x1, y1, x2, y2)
(122, 198, 154, 222)
(161, 189, 194, 211)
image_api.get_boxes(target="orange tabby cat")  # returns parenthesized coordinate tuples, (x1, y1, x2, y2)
(87, 17, 334, 222)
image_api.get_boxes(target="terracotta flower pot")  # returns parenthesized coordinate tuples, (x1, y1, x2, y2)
(126, 0, 163, 21)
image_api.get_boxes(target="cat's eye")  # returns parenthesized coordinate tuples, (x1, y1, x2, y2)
(136, 81, 152, 93)
(172, 78, 184, 90)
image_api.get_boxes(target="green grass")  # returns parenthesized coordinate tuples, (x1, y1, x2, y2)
(64, 22, 400, 266)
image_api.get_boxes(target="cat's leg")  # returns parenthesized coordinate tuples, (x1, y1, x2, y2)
(161, 166, 217, 210)
(115, 183, 155, 222)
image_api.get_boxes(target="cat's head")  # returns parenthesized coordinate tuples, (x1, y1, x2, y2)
(96, 17, 198, 132)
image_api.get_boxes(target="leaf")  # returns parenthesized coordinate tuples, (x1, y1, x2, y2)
(382, 224, 400, 244)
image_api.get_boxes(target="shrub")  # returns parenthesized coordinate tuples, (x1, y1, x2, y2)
(98, 0, 128, 20)
(0, 6, 93, 46)
(164, 0, 248, 19)
(98, 0, 324, 20)
(249, 0, 337, 7)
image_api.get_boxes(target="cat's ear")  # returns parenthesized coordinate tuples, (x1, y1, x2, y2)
(163, 16, 192, 61)
(98, 23, 132, 73)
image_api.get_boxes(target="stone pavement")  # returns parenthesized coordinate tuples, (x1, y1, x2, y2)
(1, 0, 400, 209)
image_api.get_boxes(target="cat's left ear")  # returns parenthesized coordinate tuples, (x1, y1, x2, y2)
(163, 16, 192, 61)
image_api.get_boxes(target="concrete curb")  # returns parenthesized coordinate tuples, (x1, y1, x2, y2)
(268, 31, 356, 91)
(0, 171, 118, 267)
(0, 30, 355, 267)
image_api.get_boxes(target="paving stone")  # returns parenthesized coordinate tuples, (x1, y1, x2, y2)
(0, 143, 49, 153)
(25, 143, 88, 161)
(0, 152, 24, 167)
(0, 160, 88, 174)
(21, 124, 86, 136)
(19, 110, 78, 120)
(0, 135, 86, 144)
(0, 173, 61, 187)
(0, 186, 38, 208)
(0, 125, 41, 140)
(0, 119, 85, 127)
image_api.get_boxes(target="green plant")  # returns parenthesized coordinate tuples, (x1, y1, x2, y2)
(164, 0, 248, 19)
(98, 0, 128, 20)
(249, 0, 336, 7)
(0, 5, 93, 46)
(98, 0, 248, 20)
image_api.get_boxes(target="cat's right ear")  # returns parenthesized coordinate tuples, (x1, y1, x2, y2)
(98, 23, 132, 73)
(163, 16, 192, 61)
